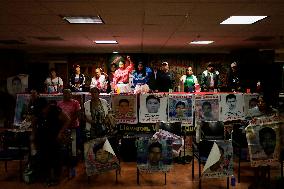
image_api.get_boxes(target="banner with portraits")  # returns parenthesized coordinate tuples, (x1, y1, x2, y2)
(136, 138, 173, 172)
(202, 141, 233, 178)
(84, 138, 120, 176)
(168, 94, 193, 125)
(245, 118, 281, 167)
(219, 93, 244, 121)
(112, 94, 137, 124)
(7, 74, 29, 96)
(139, 93, 167, 123)
(195, 94, 219, 122)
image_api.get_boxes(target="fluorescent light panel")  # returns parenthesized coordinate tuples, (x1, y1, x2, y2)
(220, 16, 267, 24)
(190, 41, 214, 45)
(113, 51, 119, 53)
(63, 16, 104, 24)
(95, 40, 118, 44)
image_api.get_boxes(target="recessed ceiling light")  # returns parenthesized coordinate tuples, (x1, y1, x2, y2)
(94, 40, 118, 44)
(113, 51, 119, 53)
(220, 16, 267, 24)
(62, 16, 104, 24)
(189, 41, 214, 45)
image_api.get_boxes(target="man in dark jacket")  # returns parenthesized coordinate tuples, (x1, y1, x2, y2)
(200, 62, 220, 92)
(158, 62, 175, 92)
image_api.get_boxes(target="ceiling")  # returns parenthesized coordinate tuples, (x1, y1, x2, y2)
(1, 0, 284, 54)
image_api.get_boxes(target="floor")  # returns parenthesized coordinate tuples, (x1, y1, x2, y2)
(0, 158, 283, 189)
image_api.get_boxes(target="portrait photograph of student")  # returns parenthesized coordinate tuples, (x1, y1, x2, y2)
(84, 139, 119, 176)
(168, 94, 193, 124)
(7, 74, 28, 96)
(195, 95, 219, 122)
(148, 141, 163, 166)
(112, 94, 137, 124)
(200, 101, 215, 121)
(259, 127, 277, 159)
(118, 99, 130, 116)
(146, 95, 160, 113)
(136, 138, 173, 172)
(139, 94, 167, 123)
(220, 93, 244, 121)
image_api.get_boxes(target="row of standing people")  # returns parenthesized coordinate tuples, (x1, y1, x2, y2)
(44, 57, 242, 94)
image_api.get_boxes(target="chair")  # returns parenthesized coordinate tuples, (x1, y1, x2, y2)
(0, 130, 30, 178)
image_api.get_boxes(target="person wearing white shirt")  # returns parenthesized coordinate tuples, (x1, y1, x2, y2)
(90, 68, 108, 92)
(45, 68, 63, 93)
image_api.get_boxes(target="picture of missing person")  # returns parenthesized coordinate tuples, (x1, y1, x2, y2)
(136, 138, 173, 172)
(84, 139, 119, 176)
(146, 95, 160, 113)
(7, 75, 28, 96)
(139, 94, 167, 123)
(93, 142, 112, 164)
(195, 95, 219, 122)
(112, 94, 137, 124)
(11, 76, 22, 94)
(246, 122, 280, 167)
(175, 101, 186, 118)
(220, 93, 244, 121)
(148, 141, 162, 166)
(224, 94, 242, 117)
(259, 127, 276, 158)
(201, 101, 214, 121)
(118, 98, 130, 116)
(168, 94, 193, 124)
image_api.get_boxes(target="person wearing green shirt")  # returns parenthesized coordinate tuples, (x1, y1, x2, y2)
(179, 66, 199, 92)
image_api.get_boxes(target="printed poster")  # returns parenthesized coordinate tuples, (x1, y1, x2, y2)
(153, 129, 184, 156)
(14, 94, 31, 125)
(202, 141, 233, 178)
(219, 93, 244, 121)
(245, 118, 281, 167)
(112, 94, 137, 124)
(139, 93, 167, 123)
(195, 94, 219, 122)
(136, 138, 173, 172)
(200, 121, 224, 140)
(84, 138, 119, 176)
(244, 93, 260, 118)
(7, 74, 29, 96)
(168, 94, 193, 125)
